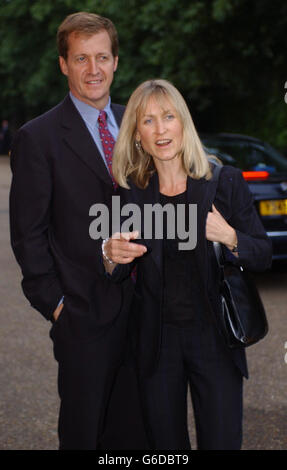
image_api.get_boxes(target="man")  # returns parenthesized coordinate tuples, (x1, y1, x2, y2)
(9, 12, 145, 450)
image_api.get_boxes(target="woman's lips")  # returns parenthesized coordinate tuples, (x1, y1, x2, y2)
(155, 139, 172, 147)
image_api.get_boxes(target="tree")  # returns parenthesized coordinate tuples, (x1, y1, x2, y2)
(1, 0, 287, 151)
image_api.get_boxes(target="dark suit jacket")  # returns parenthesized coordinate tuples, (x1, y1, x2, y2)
(111, 165, 273, 378)
(9, 95, 133, 339)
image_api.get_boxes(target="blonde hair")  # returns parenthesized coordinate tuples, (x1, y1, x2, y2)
(113, 79, 212, 189)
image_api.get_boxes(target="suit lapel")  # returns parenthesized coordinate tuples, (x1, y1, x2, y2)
(137, 173, 163, 275)
(186, 168, 219, 284)
(60, 95, 112, 187)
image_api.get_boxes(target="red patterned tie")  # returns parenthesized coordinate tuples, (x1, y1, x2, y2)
(98, 110, 117, 189)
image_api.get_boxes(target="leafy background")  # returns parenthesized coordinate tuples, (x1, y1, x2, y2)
(0, 0, 287, 152)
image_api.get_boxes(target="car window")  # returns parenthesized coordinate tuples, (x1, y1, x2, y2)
(250, 144, 287, 173)
(203, 141, 250, 168)
(202, 139, 287, 173)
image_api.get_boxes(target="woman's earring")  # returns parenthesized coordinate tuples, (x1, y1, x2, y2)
(135, 140, 142, 151)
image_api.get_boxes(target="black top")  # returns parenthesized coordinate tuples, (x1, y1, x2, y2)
(159, 191, 201, 327)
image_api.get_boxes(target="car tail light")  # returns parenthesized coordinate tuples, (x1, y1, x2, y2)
(242, 171, 269, 181)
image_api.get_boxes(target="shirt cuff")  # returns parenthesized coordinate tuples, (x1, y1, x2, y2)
(57, 296, 64, 308)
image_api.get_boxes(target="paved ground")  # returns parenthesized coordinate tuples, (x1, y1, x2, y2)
(0, 155, 286, 450)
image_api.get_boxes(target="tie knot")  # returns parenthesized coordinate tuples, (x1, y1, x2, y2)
(98, 110, 107, 124)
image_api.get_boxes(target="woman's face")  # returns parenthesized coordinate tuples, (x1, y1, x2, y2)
(136, 95, 183, 164)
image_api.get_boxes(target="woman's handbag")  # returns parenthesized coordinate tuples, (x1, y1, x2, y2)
(213, 241, 269, 348)
(210, 163, 269, 348)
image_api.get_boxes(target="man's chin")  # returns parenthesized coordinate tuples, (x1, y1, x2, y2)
(81, 93, 109, 109)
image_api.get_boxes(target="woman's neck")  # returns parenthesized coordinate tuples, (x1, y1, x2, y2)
(155, 158, 187, 196)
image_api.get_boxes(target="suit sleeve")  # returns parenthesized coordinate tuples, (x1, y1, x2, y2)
(105, 262, 135, 283)
(222, 168, 273, 272)
(9, 127, 63, 321)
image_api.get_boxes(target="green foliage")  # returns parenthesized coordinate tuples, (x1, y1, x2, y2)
(0, 0, 287, 152)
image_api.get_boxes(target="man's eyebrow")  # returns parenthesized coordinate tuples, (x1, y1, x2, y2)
(74, 51, 111, 56)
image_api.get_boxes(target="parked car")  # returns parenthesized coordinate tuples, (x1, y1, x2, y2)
(200, 133, 287, 261)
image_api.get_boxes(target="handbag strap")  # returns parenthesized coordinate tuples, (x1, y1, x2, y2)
(213, 241, 224, 268)
(210, 163, 242, 274)
(208, 162, 225, 270)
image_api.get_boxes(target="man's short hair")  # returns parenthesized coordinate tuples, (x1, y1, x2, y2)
(57, 11, 119, 60)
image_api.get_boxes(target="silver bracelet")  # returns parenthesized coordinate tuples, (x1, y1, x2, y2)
(102, 238, 115, 264)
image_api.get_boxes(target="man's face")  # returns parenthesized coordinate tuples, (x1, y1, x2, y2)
(59, 30, 118, 109)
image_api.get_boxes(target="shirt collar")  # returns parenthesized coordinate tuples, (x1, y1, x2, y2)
(69, 92, 112, 128)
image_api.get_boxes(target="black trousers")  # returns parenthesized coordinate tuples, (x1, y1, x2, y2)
(138, 322, 243, 450)
(49, 306, 147, 450)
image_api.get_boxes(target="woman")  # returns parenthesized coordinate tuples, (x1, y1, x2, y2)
(102, 79, 272, 450)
